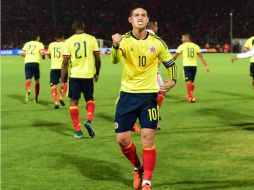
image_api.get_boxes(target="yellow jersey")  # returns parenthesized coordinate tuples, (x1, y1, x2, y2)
(63, 33, 99, 78)
(22, 41, 44, 64)
(244, 36, 254, 63)
(176, 42, 201, 66)
(110, 32, 177, 93)
(48, 41, 65, 69)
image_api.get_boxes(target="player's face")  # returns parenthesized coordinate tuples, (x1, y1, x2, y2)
(181, 35, 187, 43)
(153, 23, 158, 34)
(129, 8, 149, 30)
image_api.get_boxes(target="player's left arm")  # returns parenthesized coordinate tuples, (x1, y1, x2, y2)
(20, 43, 27, 57)
(197, 52, 209, 72)
(159, 47, 178, 93)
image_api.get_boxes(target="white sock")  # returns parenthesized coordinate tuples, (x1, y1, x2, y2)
(142, 180, 151, 187)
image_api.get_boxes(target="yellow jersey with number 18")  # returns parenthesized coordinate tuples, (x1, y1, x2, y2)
(63, 33, 99, 78)
(176, 42, 201, 66)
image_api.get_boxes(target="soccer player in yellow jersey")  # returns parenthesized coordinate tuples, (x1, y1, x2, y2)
(60, 20, 101, 139)
(232, 36, 254, 87)
(133, 20, 175, 132)
(110, 6, 177, 190)
(48, 32, 68, 109)
(173, 34, 209, 102)
(21, 33, 45, 102)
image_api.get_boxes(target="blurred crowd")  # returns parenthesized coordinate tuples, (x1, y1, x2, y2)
(2, 0, 253, 50)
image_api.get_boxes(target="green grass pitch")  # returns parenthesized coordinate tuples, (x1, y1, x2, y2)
(1, 54, 254, 190)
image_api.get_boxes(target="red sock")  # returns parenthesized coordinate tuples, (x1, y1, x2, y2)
(157, 93, 164, 108)
(186, 81, 193, 98)
(121, 142, 141, 168)
(35, 83, 40, 97)
(142, 146, 156, 181)
(70, 106, 81, 131)
(86, 100, 95, 121)
(61, 83, 68, 99)
(51, 86, 59, 103)
(26, 81, 31, 91)
(191, 83, 195, 91)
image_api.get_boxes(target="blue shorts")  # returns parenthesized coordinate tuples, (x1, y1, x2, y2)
(25, 62, 40, 80)
(250, 62, 254, 79)
(68, 78, 94, 101)
(184, 66, 197, 82)
(50, 69, 68, 86)
(114, 92, 158, 133)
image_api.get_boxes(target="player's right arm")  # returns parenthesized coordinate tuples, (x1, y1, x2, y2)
(173, 45, 182, 61)
(231, 47, 254, 62)
(60, 41, 70, 88)
(110, 33, 123, 64)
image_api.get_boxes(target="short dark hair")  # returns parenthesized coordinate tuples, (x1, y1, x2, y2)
(72, 20, 85, 31)
(147, 21, 157, 29)
(55, 31, 64, 39)
(30, 31, 40, 41)
(129, 4, 148, 16)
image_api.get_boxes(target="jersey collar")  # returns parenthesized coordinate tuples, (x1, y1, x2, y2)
(131, 31, 149, 40)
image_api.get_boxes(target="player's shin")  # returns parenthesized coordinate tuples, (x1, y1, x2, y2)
(121, 141, 141, 169)
(51, 86, 59, 104)
(25, 80, 31, 91)
(60, 83, 68, 99)
(157, 93, 164, 108)
(142, 145, 156, 187)
(35, 83, 40, 100)
(70, 106, 81, 131)
(86, 100, 95, 121)
(186, 81, 193, 99)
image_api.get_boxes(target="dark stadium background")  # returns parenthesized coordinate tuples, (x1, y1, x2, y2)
(2, 0, 254, 49)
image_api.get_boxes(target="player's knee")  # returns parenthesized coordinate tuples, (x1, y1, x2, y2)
(116, 136, 131, 148)
(141, 130, 155, 147)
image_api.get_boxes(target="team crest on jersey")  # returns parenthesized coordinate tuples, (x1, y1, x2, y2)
(130, 47, 134, 52)
(149, 46, 156, 54)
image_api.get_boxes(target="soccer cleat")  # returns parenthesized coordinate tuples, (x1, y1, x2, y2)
(190, 97, 196, 103)
(54, 103, 59, 109)
(185, 95, 192, 102)
(84, 120, 95, 138)
(142, 184, 152, 190)
(60, 99, 65, 107)
(25, 90, 31, 102)
(34, 96, 39, 103)
(132, 123, 140, 133)
(133, 167, 143, 190)
(74, 130, 83, 139)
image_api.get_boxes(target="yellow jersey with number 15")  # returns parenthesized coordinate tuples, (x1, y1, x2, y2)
(48, 41, 65, 69)
(63, 33, 99, 79)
